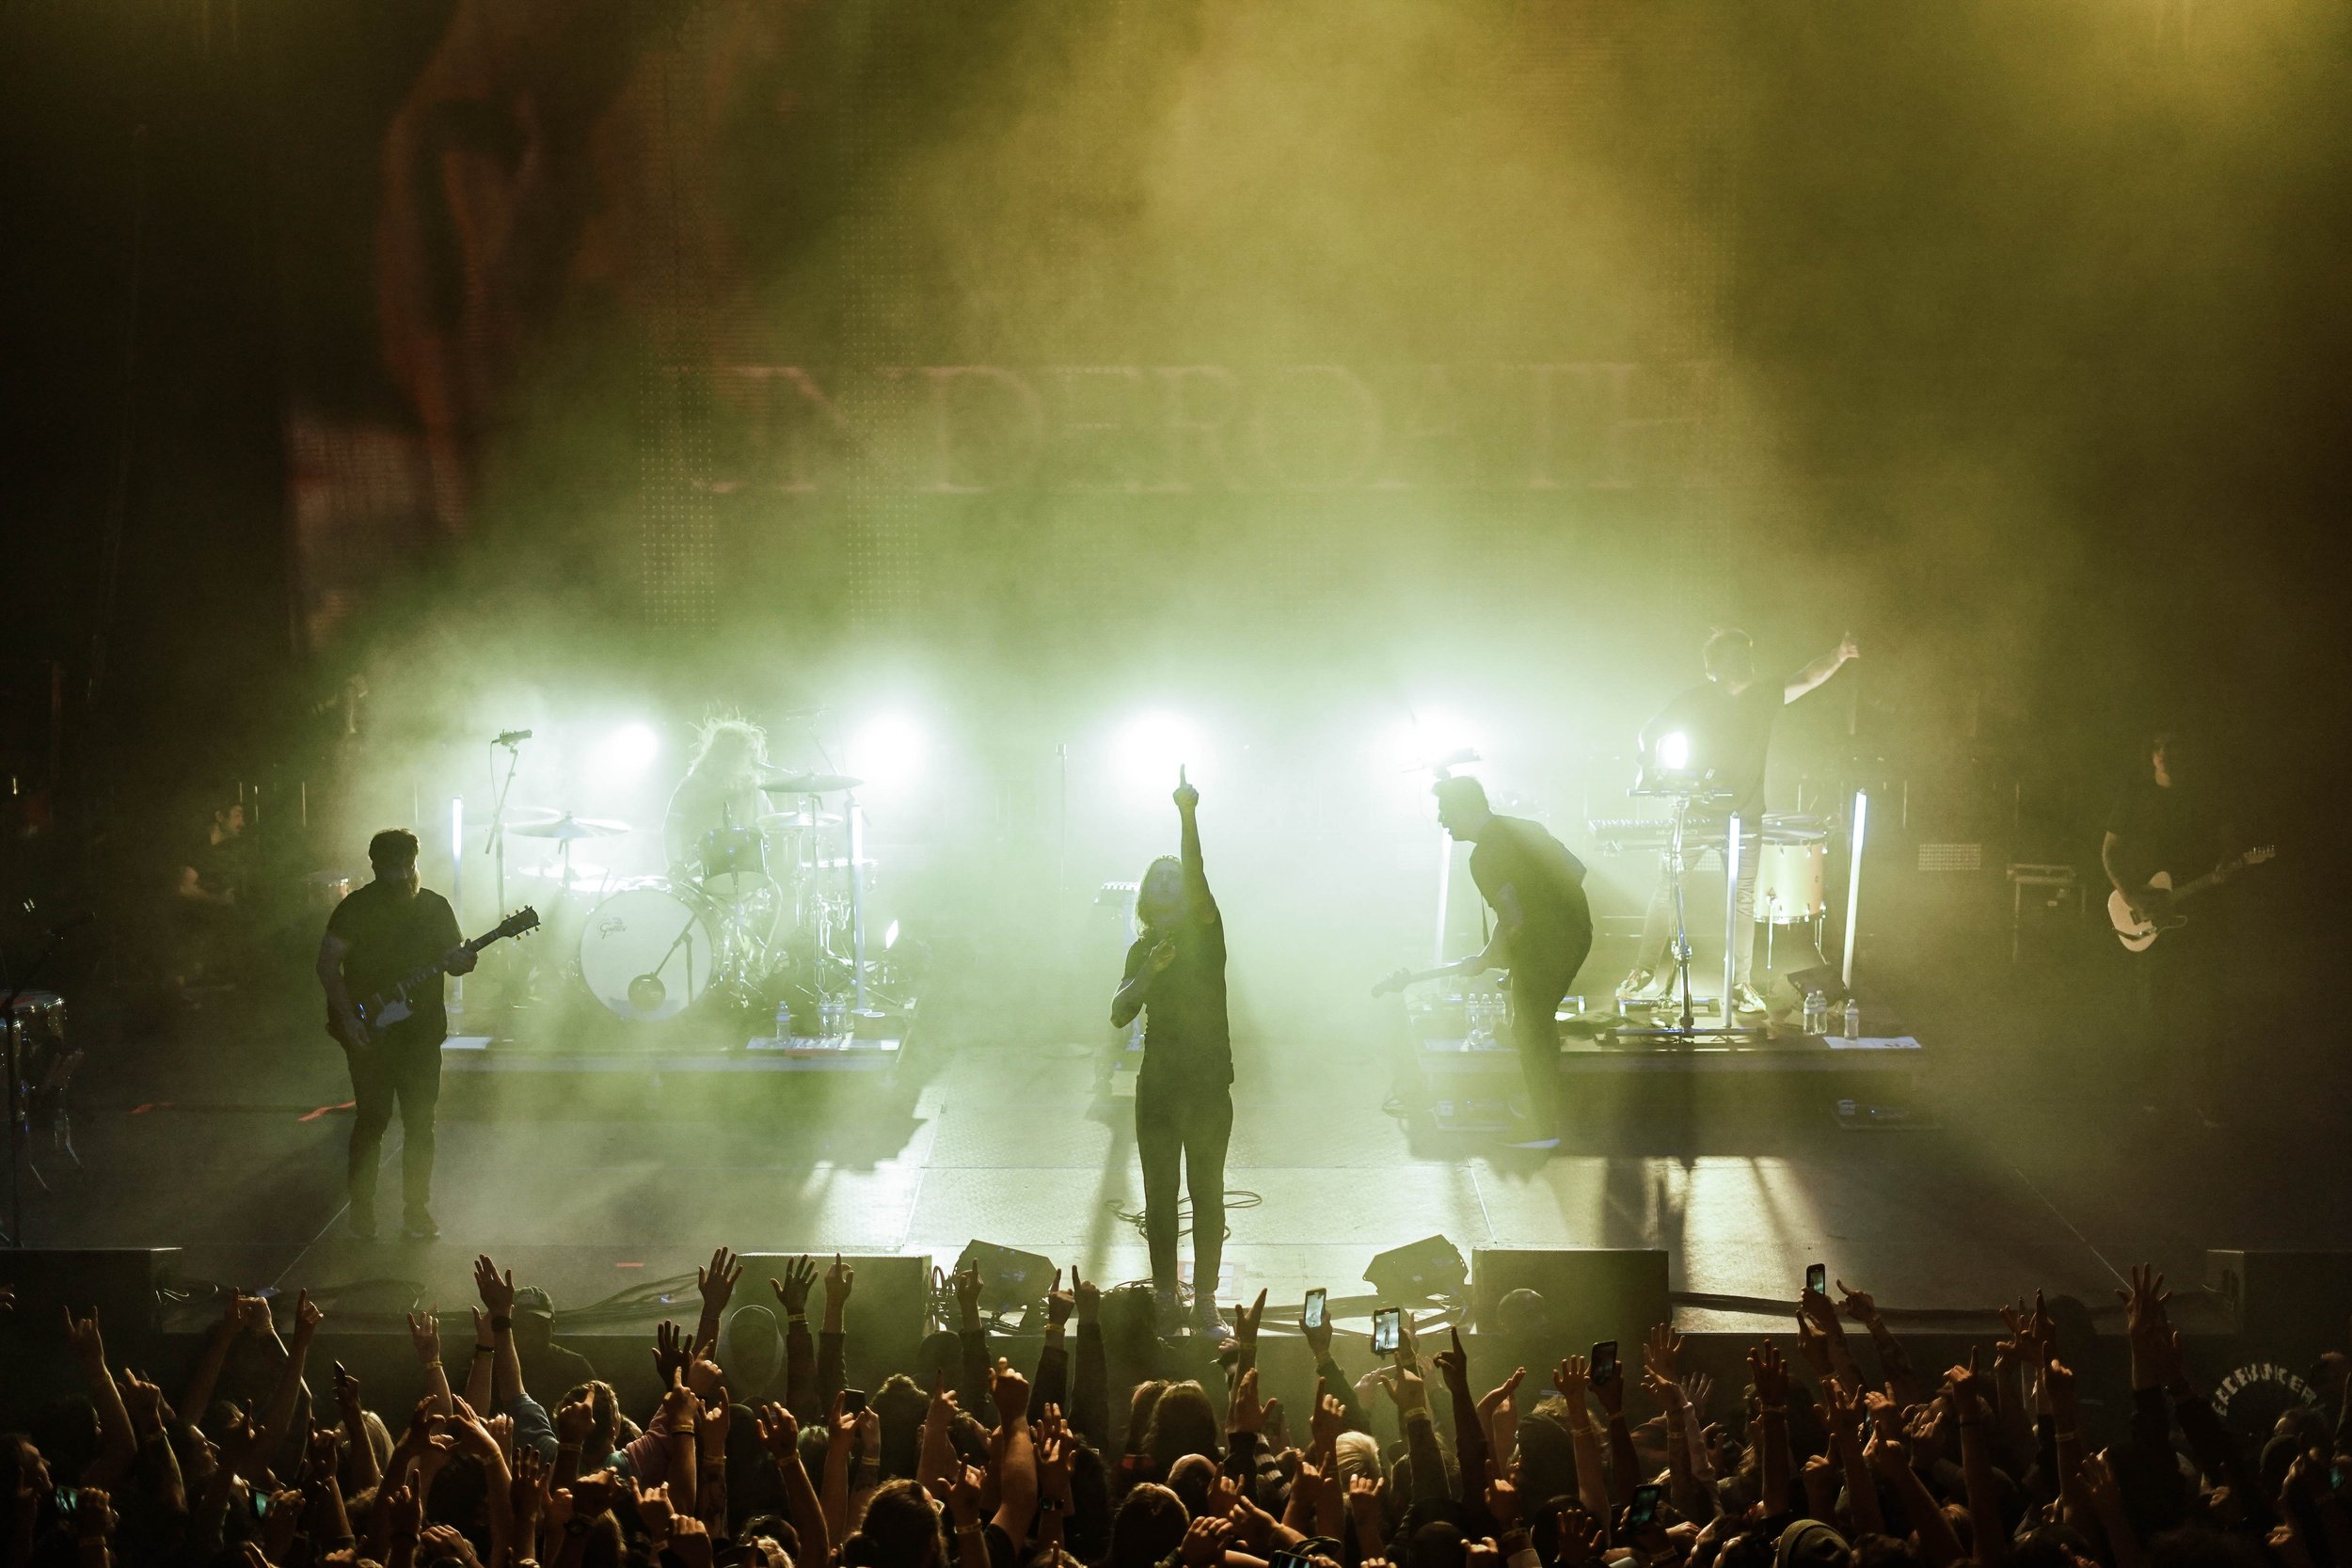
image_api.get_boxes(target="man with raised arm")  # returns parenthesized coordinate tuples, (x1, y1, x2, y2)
(1433, 775, 1592, 1150)
(1622, 626, 1859, 1015)
(317, 828, 476, 1241)
(1110, 769, 1233, 1338)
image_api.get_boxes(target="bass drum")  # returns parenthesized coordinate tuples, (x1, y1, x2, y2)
(579, 879, 718, 1022)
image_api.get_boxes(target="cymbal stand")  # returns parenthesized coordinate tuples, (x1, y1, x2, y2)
(1, 925, 73, 1248)
(1616, 780, 1761, 1043)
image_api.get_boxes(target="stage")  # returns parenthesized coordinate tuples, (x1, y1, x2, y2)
(21, 959, 2352, 1346)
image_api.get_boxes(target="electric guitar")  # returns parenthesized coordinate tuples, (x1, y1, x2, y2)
(1372, 960, 1497, 997)
(329, 906, 540, 1044)
(2107, 848, 2273, 952)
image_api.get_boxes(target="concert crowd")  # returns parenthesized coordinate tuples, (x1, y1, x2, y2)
(7, 1250, 2347, 1568)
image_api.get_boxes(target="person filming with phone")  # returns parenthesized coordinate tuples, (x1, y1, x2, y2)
(1111, 768, 1233, 1338)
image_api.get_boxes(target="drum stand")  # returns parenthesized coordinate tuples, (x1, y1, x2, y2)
(1615, 784, 1762, 1043)
(1, 924, 75, 1248)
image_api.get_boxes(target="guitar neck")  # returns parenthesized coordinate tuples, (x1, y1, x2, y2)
(373, 931, 499, 1009)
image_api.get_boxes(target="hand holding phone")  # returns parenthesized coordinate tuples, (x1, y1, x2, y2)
(841, 1388, 868, 1417)
(1373, 1307, 1402, 1356)
(1591, 1339, 1620, 1387)
(1805, 1263, 1827, 1296)
(1303, 1289, 1327, 1332)
(1628, 1482, 1662, 1529)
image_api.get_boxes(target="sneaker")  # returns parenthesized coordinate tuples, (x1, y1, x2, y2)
(1731, 984, 1769, 1016)
(346, 1212, 377, 1242)
(402, 1210, 441, 1241)
(1192, 1299, 1232, 1339)
(1153, 1287, 1185, 1338)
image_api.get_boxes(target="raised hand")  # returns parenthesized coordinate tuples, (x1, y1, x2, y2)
(1046, 1269, 1076, 1330)
(989, 1357, 1032, 1425)
(1174, 769, 1200, 812)
(556, 1395, 595, 1448)
(1227, 1366, 1275, 1434)
(1432, 1326, 1469, 1385)
(1233, 1289, 1268, 1352)
(1301, 1288, 1333, 1360)
(948, 1464, 985, 1528)
(1178, 1515, 1233, 1566)
(1834, 1279, 1880, 1326)
(754, 1402, 800, 1461)
(1377, 1360, 1427, 1413)
(294, 1290, 325, 1339)
(698, 1248, 743, 1315)
(1747, 1341, 1789, 1406)
(62, 1305, 107, 1369)
(1486, 1472, 1523, 1528)
(652, 1321, 691, 1386)
(632, 1477, 677, 1541)
(771, 1257, 818, 1316)
(1643, 1323, 1684, 1386)
(1552, 1354, 1592, 1408)
(67, 1487, 115, 1543)
(1345, 1474, 1386, 1546)
(2045, 1358, 2080, 1423)
(823, 1254, 856, 1316)
(1310, 1378, 1347, 1451)
(1070, 1263, 1100, 1325)
(406, 1308, 442, 1364)
(2116, 1262, 2173, 1389)
(472, 1256, 516, 1317)
(1863, 1430, 1909, 1481)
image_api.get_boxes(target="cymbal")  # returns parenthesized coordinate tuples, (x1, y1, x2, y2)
(509, 814, 632, 841)
(757, 810, 844, 831)
(757, 771, 863, 795)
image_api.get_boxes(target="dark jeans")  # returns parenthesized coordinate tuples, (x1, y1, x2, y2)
(2134, 926, 2218, 1109)
(347, 1032, 443, 1222)
(1135, 1076, 1233, 1302)
(1510, 929, 1593, 1140)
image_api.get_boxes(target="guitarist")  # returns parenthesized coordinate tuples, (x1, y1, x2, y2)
(317, 829, 477, 1241)
(2101, 731, 2237, 1115)
(1433, 775, 1593, 1151)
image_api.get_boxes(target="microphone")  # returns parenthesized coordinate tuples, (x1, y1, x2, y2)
(494, 729, 532, 747)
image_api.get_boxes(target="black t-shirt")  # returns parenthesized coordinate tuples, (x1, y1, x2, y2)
(1650, 679, 1783, 821)
(326, 880, 463, 1043)
(2105, 780, 2230, 889)
(1121, 912, 1232, 1092)
(1469, 816, 1593, 970)
(663, 773, 764, 869)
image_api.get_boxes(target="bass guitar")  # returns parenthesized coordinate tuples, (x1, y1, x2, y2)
(2107, 847, 2272, 952)
(330, 906, 540, 1044)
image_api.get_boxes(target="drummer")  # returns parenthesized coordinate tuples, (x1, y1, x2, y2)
(1619, 627, 1859, 1015)
(662, 717, 771, 879)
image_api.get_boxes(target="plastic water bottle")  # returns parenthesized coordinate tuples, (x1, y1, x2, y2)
(1803, 988, 1826, 1036)
(1841, 997, 1861, 1039)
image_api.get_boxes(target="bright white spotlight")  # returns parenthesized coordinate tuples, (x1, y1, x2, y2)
(1117, 712, 1200, 792)
(596, 722, 661, 780)
(851, 715, 926, 786)
(1394, 708, 1482, 771)
(1656, 731, 1692, 771)
(883, 919, 900, 950)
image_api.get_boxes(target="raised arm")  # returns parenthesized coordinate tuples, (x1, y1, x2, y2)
(1552, 1356, 1611, 1518)
(1783, 633, 1858, 705)
(60, 1309, 139, 1486)
(1175, 772, 1216, 920)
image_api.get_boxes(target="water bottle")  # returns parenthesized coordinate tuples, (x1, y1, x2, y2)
(1841, 997, 1861, 1039)
(1803, 988, 1826, 1036)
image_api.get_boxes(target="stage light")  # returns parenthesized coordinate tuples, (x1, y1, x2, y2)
(1393, 709, 1481, 771)
(1116, 712, 1200, 791)
(851, 715, 926, 786)
(596, 722, 662, 780)
(1656, 731, 1691, 771)
(883, 919, 900, 950)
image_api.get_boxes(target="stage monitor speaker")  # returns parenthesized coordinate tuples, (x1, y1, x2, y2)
(735, 1252, 933, 1385)
(1471, 1249, 1668, 1351)
(2207, 1249, 2352, 1358)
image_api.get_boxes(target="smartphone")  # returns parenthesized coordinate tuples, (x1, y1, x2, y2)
(1805, 1263, 1827, 1296)
(1303, 1289, 1327, 1332)
(250, 1492, 271, 1520)
(1591, 1339, 1619, 1386)
(53, 1488, 78, 1515)
(1372, 1307, 1402, 1355)
(1628, 1483, 1662, 1529)
(841, 1388, 868, 1417)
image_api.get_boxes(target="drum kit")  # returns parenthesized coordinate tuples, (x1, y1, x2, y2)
(491, 768, 877, 1030)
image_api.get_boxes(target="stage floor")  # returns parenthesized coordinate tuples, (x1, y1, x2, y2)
(22, 966, 2352, 1340)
